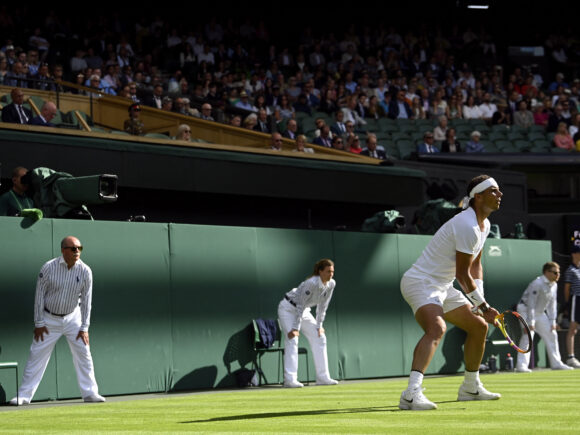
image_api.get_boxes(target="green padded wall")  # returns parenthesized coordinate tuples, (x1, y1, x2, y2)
(0, 217, 552, 401)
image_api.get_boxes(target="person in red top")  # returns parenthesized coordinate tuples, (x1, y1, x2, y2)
(345, 134, 362, 154)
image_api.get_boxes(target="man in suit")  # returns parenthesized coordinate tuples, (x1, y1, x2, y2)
(1, 88, 33, 124)
(282, 119, 298, 140)
(417, 131, 440, 154)
(360, 134, 387, 159)
(253, 108, 271, 133)
(330, 110, 347, 137)
(144, 84, 165, 109)
(29, 101, 57, 127)
(313, 125, 333, 148)
(388, 90, 414, 120)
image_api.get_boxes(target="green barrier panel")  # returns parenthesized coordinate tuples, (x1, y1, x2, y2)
(332, 232, 405, 379)
(0, 216, 553, 400)
(0, 217, 54, 401)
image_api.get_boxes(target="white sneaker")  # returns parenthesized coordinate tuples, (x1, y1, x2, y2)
(398, 387, 437, 410)
(566, 357, 580, 368)
(283, 380, 304, 388)
(457, 382, 501, 401)
(316, 378, 338, 386)
(552, 363, 574, 370)
(515, 366, 532, 373)
(83, 394, 106, 403)
(9, 397, 30, 406)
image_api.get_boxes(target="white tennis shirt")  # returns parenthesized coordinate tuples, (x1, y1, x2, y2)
(404, 207, 490, 285)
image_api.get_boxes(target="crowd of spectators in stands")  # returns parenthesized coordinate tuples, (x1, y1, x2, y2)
(2, 8, 580, 158)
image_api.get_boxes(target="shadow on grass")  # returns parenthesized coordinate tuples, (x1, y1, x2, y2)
(181, 403, 450, 423)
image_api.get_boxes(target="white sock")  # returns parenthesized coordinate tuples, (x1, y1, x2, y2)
(408, 370, 424, 391)
(464, 370, 480, 386)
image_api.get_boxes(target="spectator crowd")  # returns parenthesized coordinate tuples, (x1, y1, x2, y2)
(2, 7, 580, 157)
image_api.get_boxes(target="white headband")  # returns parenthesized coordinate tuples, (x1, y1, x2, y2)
(461, 177, 498, 209)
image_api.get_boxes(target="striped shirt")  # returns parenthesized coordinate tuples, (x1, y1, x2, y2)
(285, 275, 335, 331)
(564, 263, 580, 297)
(34, 256, 93, 331)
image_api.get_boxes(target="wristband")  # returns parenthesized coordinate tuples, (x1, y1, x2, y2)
(466, 287, 486, 308)
(474, 279, 484, 294)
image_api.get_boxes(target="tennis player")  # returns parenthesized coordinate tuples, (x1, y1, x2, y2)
(399, 174, 502, 410)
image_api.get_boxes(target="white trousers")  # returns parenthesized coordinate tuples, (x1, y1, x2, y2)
(516, 305, 565, 369)
(277, 299, 332, 383)
(17, 307, 100, 401)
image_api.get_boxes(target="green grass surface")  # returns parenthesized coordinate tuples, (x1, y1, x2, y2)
(2, 371, 579, 434)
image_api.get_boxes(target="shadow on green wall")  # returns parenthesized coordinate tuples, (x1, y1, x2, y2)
(172, 366, 218, 391)
(215, 324, 256, 388)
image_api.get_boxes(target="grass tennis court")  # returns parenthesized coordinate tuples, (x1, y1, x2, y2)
(2, 370, 578, 434)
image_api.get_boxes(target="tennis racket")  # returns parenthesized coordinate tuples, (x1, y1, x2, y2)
(493, 310, 532, 354)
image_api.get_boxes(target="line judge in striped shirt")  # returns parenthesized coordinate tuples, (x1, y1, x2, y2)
(10, 236, 105, 405)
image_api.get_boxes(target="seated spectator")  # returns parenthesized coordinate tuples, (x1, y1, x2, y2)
(366, 95, 386, 119)
(547, 104, 570, 133)
(553, 121, 575, 150)
(360, 134, 386, 159)
(446, 94, 463, 120)
(569, 113, 580, 138)
(124, 103, 145, 135)
(417, 131, 440, 154)
(29, 101, 57, 127)
(331, 135, 345, 151)
(0, 166, 34, 216)
(345, 133, 363, 154)
(175, 124, 192, 141)
(313, 125, 333, 147)
(411, 96, 426, 120)
(276, 94, 295, 120)
(513, 100, 534, 129)
(492, 102, 509, 125)
(270, 131, 283, 151)
(462, 95, 482, 120)
(293, 134, 314, 153)
(235, 90, 255, 112)
(478, 92, 497, 124)
(229, 114, 242, 127)
(465, 130, 485, 153)
(243, 113, 258, 130)
(440, 127, 462, 152)
(533, 101, 549, 128)
(433, 115, 448, 141)
(330, 110, 348, 137)
(253, 108, 271, 133)
(199, 103, 215, 121)
(293, 93, 312, 116)
(1, 88, 33, 124)
(282, 119, 298, 140)
(388, 90, 413, 120)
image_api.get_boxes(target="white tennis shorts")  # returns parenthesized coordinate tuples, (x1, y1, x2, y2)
(400, 274, 468, 314)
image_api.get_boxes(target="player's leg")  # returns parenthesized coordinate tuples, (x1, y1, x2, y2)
(299, 309, 337, 385)
(63, 308, 102, 400)
(277, 299, 303, 387)
(444, 300, 500, 401)
(399, 276, 446, 410)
